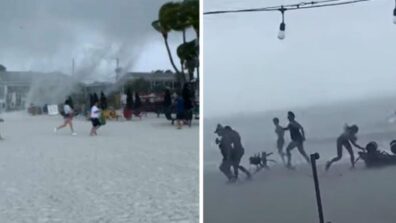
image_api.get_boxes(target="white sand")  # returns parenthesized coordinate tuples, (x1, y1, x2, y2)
(204, 98, 396, 223)
(0, 112, 198, 223)
(204, 162, 396, 223)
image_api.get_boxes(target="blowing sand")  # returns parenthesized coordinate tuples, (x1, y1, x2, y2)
(204, 159, 396, 223)
(0, 112, 198, 223)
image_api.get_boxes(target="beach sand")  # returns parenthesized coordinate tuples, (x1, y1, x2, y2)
(0, 112, 199, 223)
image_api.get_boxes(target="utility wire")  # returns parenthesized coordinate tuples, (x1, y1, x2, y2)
(204, 0, 370, 15)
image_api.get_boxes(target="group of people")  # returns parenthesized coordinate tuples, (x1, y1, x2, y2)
(214, 124, 251, 182)
(54, 99, 103, 136)
(274, 112, 396, 171)
(272, 111, 310, 169)
(215, 110, 396, 182)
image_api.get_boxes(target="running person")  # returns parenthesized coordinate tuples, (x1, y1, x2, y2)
(284, 111, 310, 169)
(54, 99, 77, 135)
(90, 101, 101, 136)
(325, 124, 365, 171)
(273, 117, 286, 164)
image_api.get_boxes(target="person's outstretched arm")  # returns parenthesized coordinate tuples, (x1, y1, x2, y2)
(350, 139, 365, 150)
(283, 124, 290, 131)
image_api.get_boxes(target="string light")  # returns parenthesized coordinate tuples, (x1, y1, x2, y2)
(278, 6, 286, 40)
(393, 0, 396, 24)
(204, 0, 374, 40)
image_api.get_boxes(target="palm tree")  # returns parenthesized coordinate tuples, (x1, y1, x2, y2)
(177, 39, 198, 81)
(152, 20, 182, 76)
(152, 0, 199, 84)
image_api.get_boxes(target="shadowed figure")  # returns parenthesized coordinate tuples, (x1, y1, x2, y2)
(217, 125, 251, 182)
(356, 141, 396, 168)
(215, 124, 233, 180)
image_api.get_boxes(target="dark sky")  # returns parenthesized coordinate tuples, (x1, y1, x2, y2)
(0, 0, 191, 82)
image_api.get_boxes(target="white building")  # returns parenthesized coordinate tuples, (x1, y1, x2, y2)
(0, 71, 75, 111)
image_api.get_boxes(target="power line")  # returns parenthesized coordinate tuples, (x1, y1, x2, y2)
(204, 0, 395, 40)
(204, 0, 369, 15)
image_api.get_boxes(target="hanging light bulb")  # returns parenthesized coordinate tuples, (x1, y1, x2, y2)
(278, 22, 286, 40)
(278, 6, 286, 40)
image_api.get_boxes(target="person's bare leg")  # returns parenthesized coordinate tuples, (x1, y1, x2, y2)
(345, 144, 355, 169)
(286, 142, 297, 168)
(68, 120, 74, 133)
(219, 161, 233, 181)
(297, 143, 310, 164)
(90, 127, 95, 136)
(238, 165, 251, 179)
(326, 142, 343, 171)
(57, 120, 67, 130)
(277, 140, 286, 164)
(177, 120, 182, 129)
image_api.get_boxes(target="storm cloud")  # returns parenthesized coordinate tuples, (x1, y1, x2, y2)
(0, 0, 187, 81)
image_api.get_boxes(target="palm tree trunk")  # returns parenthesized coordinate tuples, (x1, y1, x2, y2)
(183, 29, 187, 44)
(162, 34, 180, 74)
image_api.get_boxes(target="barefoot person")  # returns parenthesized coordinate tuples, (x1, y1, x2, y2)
(223, 126, 251, 181)
(215, 124, 234, 181)
(54, 99, 77, 136)
(325, 124, 365, 171)
(90, 101, 101, 136)
(273, 117, 286, 164)
(284, 111, 310, 169)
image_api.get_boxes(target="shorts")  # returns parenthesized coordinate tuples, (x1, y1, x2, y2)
(64, 114, 73, 120)
(91, 118, 101, 127)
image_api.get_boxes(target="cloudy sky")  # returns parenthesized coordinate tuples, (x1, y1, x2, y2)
(204, 0, 396, 117)
(0, 0, 190, 82)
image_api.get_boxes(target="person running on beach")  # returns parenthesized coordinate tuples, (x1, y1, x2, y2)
(175, 93, 185, 129)
(90, 101, 101, 136)
(54, 99, 77, 136)
(223, 126, 251, 181)
(325, 124, 365, 171)
(273, 117, 286, 164)
(284, 111, 310, 169)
